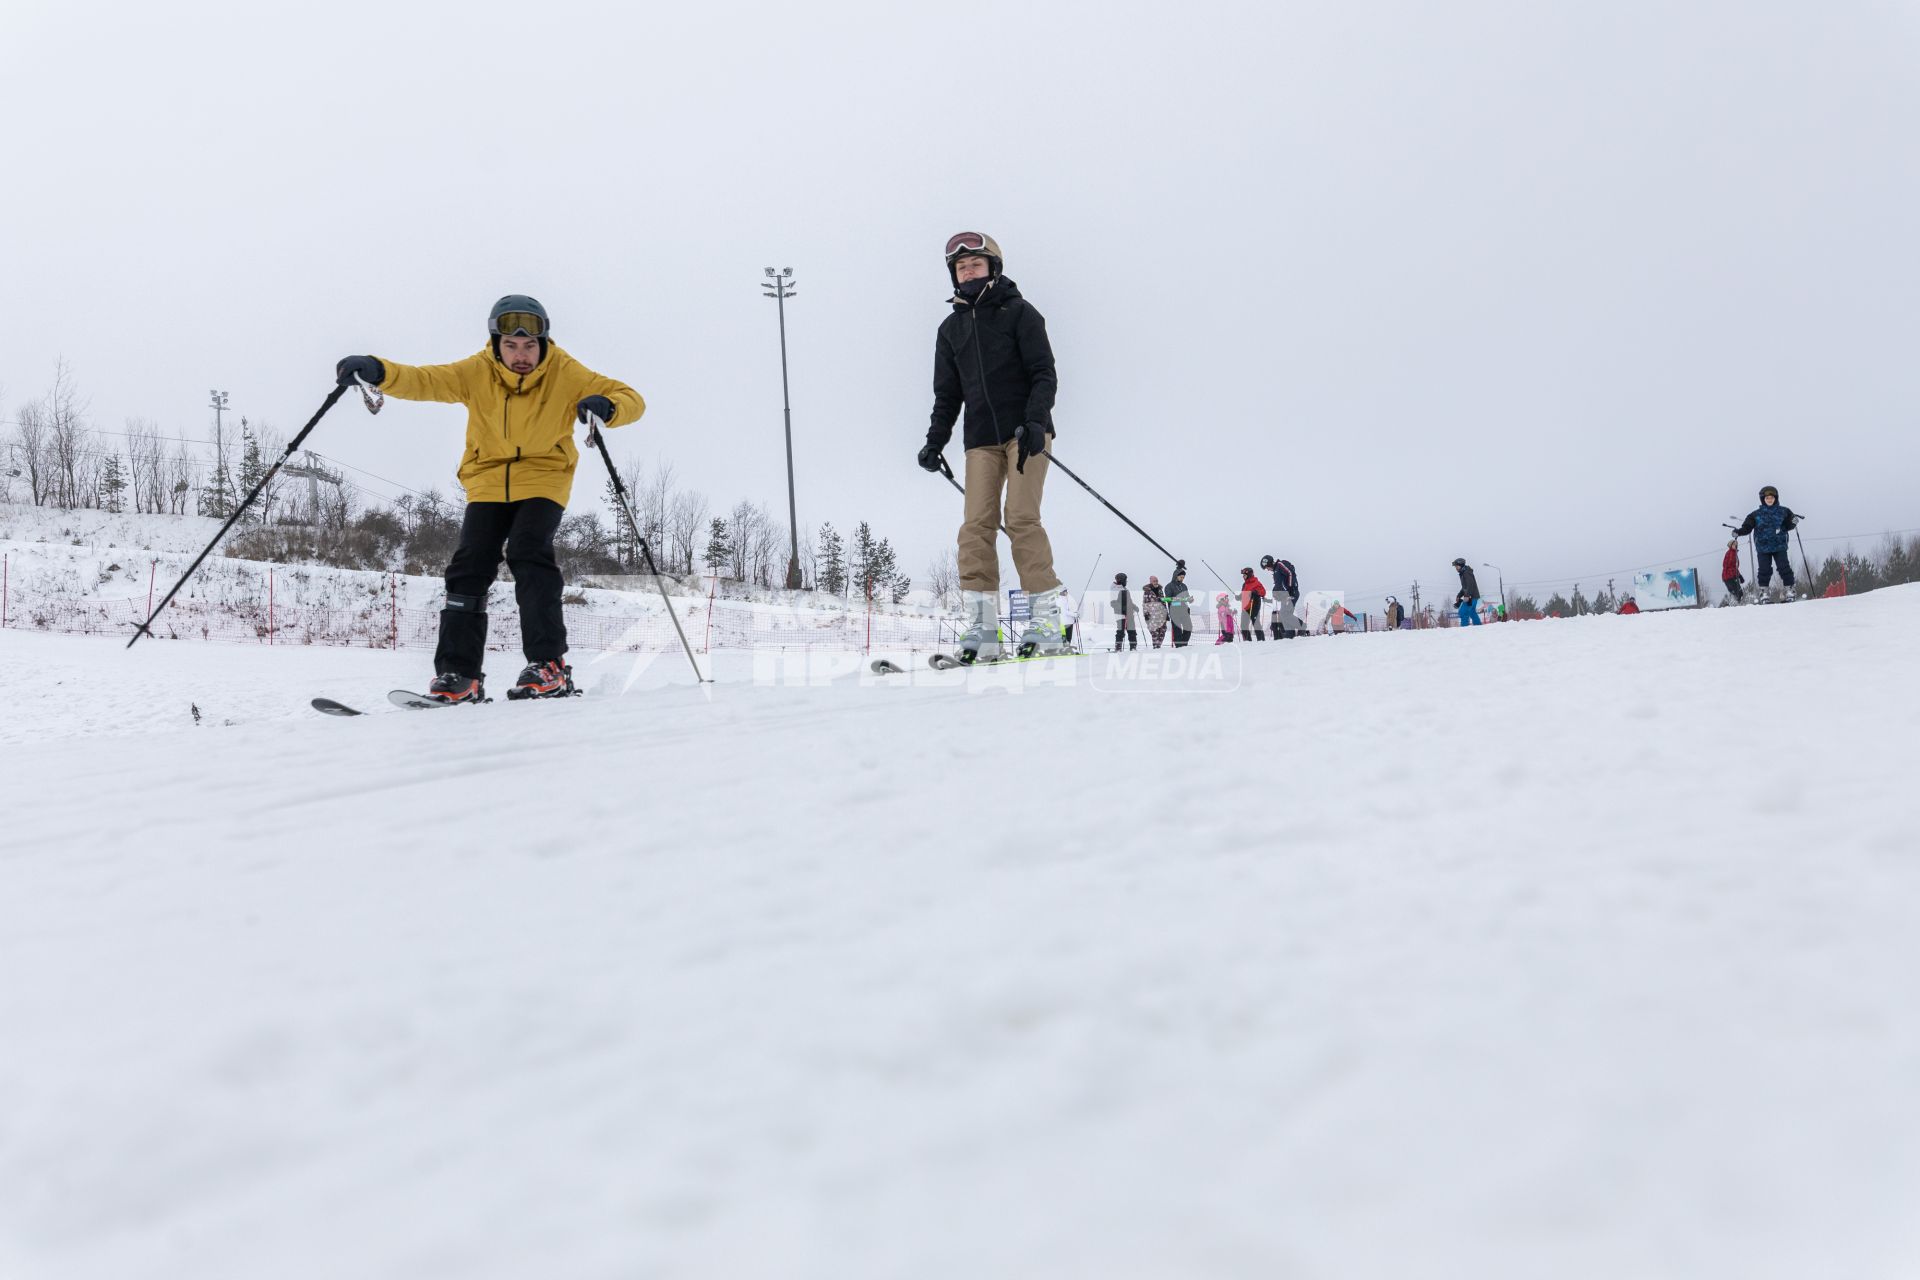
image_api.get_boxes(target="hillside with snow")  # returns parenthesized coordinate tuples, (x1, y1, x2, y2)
(3, 584, 1917, 1279)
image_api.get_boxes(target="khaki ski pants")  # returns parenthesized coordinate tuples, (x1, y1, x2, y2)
(959, 439, 1061, 594)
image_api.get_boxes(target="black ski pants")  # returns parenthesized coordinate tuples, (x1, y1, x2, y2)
(1756, 550, 1794, 589)
(1171, 624, 1190, 647)
(1114, 625, 1137, 650)
(434, 498, 568, 679)
(1723, 575, 1744, 602)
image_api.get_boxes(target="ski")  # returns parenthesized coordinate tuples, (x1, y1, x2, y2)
(388, 689, 488, 710)
(926, 650, 1087, 671)
(311, 697, 363, 717)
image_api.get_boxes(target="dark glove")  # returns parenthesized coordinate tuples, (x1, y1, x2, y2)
(335, 355, 384, 387)
(917, 442, 944, 473)
(576, 395, 616, 425)
(1015, 421, 1048, 473)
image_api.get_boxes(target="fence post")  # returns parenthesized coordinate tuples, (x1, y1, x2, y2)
(390, 571, 398, 649)
(2, 553, 7, 629)
(268, 568, 274, 645)
(865, 575, 873, 655)
(704, 573, 716, 654)
(146, 560, 157, 623)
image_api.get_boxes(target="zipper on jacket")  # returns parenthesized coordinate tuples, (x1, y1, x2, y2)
(503, 389, 512, 503)
(969, 309, 1006, 445)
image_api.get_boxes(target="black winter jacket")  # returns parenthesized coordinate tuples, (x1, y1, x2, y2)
(926, 277, 1058, 453)
(1455, 565, 1481, 604)
(1270, 559, 1299, 600)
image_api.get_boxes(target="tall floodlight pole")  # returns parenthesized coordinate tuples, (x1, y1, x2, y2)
(210, 389, 229, 435)
(761, 267, 803, 590)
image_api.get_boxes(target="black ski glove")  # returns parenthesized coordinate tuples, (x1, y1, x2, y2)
(575, 395, 615, 425)
(335, 355, 384, 387)
(917, 442, 944, 473)
(1015, 421, 1047, 473)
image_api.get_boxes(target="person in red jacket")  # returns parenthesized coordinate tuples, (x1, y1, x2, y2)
(1238, 567, 1267, 641)
(1618, 597, 1641, 615)
(1721, 538, 1746, 604)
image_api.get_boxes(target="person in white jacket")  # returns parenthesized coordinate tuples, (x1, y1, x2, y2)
(1058, 587, 1080, 650)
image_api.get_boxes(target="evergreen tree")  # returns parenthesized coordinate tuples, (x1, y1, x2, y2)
(98, 451, 128, 514)
(236, 420, 266, 523)
(850, 521, 879, 597)
(817, 521, 847, 596)
(702, 517, 732, 576)
(1544, 591, 1572, 617)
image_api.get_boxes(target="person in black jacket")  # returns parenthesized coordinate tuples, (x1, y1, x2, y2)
(1731, 485, 1803, 600)
(1451, 557, 1483, 626)
(916, 232, 1065, 661)
(1260, 554, 1301, 637)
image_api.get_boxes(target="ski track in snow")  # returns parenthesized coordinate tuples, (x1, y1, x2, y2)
(3, 591, 1919, 1279)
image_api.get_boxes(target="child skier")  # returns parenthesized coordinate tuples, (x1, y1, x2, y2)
(1721, 540, 1745, 603)
(1732, 487, 1801, 600)
(1112, 572, 1139, 650)
(1214, 593, 1236, 643)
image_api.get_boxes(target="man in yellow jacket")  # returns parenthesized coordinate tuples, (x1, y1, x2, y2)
(336, 295, 644, 703)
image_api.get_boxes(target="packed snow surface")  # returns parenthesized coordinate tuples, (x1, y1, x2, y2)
(3, 588, 1918, 1279)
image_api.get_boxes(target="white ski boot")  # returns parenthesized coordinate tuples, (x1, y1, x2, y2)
(1017, 586, 1071, 657)
(957, 590, 1003, 664)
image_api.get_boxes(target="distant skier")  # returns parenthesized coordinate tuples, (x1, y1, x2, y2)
(1383, 595, 1405, 629)
(1238, 567, 1267, 641)
(1164, 568, 1194, 647)
(1732, 486, 1802, 600)
(1618, 596, 1641, 615)
(1142, 577, 1170, 648)
(1111, 572, 1139, 650)
(916, 232, 1066, 661)
(334, 295, 643, 703)
(1721, 539, 1746, 604)
(1451, 557, 1483, 626)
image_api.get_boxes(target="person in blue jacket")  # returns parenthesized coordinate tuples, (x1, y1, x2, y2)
(1732, 485, 1802, 599)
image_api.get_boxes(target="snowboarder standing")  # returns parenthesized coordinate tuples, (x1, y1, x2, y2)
(1732, 486, 1802, 601)
(1111, 572, 1139, 650)
(1260, 554, 1301, 638)
(916, 232, 1066, 662)
(1721, 539, 1746, 604)
(1451, 557, 1483, 626)
(335, 295, 643, 703)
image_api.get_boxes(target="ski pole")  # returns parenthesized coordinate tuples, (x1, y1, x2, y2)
(586, 414, 711, 685)
(934, 454, 1010, 537)
(1073, 553, 1101, 653)
(1040, 447, 1183, 569)
(1794, 521, 1816, 596)
(128, 383, 349, 649)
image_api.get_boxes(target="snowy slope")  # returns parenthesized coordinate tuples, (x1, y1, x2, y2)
(2, 591, 1918, 1279)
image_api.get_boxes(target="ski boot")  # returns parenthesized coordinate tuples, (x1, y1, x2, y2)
(508, 660, 576, 700)
(1016, 586, 1071, 657)
(426, 672, 485, 705)
(956, 591, 1002, 664)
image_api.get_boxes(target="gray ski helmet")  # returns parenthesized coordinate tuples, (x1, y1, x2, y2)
(488, 295, 550, 361)
(1452, 557, 1467, 567)
(1759, 485, 1779, 501)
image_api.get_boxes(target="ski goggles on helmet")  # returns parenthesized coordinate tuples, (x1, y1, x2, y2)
(944, 231, 992, 259)
(491, 311, 547, 338)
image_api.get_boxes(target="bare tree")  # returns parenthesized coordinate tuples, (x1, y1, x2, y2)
(11, 400, 51, 504)
(43, 360, 94, 508)
(125, 418, 167, 514)
(669, 487, 709, 574)
(165, 433, 197, 514)
(926, 548, 960, 610)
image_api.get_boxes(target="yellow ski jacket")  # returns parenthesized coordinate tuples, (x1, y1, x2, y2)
(375, 344, 644, 506)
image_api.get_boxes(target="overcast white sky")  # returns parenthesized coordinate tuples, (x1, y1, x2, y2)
(7, 0, 1918, 606)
